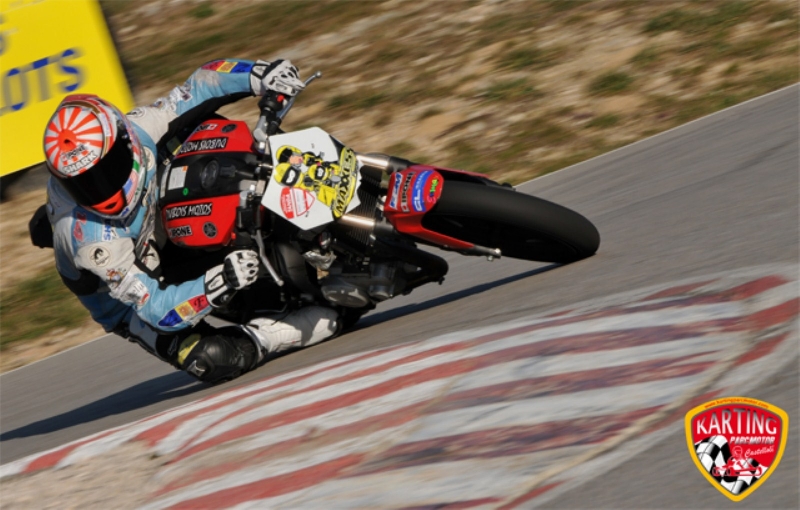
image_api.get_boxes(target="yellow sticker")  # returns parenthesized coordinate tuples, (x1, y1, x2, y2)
(177, 334, 201, 365)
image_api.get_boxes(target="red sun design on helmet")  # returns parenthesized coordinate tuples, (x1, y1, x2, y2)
(44, 97, 115, 176)
(43, 94, 145, 220)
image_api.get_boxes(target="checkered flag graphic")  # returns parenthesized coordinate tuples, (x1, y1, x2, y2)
(695, 435, 768, 495)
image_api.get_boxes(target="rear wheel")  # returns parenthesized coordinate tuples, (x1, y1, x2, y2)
(422, 181, 600, 262)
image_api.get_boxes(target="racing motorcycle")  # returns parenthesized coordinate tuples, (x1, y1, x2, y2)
(155, 72, 600, 329)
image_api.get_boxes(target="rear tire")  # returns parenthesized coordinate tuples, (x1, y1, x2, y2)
(422, 181, 600, 262)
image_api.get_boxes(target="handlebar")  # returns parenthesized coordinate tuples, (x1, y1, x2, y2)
(253, 71, 322, 154)
(278, 71, 322, 121)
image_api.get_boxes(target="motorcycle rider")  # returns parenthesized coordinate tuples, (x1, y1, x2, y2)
(42, 58, 339, 384)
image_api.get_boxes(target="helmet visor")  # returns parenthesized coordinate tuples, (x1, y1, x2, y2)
(58, 129, 136, 213)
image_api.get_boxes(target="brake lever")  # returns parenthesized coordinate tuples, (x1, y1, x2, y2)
(277, 71, 322, 121)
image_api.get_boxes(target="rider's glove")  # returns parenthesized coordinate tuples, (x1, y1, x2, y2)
(205, 250, 260, 307)
(250, 59, 305, 97)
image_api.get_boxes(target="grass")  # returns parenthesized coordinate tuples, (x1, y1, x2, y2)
(0, 266, 90, 350)
(588, 71, 634, 96)
(630, 46, 661, 68)
(586, 114, 620, 129)
(190, 2, 214, 19)
(644, 2, 752, 35)
(419, 107, 444, 120)
(446, 140, 494, 175)
(512, 117, 574, 147)
(480, 79, 543, 102)
(546, 0, 591, 13)
(499, 46, 563, 71)
(443, 115, 578, 181)
(117, 0, 387, 86)
(327, 88, 389, 110)
(384, 142, 428, 165)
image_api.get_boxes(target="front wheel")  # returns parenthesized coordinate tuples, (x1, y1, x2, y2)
(422, 181, 600, 263)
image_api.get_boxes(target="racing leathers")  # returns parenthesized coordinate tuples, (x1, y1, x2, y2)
(47, 59, 338, 383)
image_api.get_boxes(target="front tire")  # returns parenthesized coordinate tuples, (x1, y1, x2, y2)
(422, 181, 600, 262)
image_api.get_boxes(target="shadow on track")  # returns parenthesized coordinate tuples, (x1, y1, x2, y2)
(0, 372, 204, 441)
(354, 263, 561, 330)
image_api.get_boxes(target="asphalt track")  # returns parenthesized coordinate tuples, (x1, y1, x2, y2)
(1, 84, 798, 507)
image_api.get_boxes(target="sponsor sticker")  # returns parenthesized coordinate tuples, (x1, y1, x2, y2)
(165, 202, 213, 220)
(388, 172, 403, 210)
(115, 276, 150, 309)
(280, 186, 316, 219)
(429, 177, 440, 198)
(106, 268, 126, 289)
(122, 170, 139, 204)
(102, 221, 116, 242)
(169, 225, 193, 238)
(90, 247, 110, 267)
(331, 147, 358, 219)
(73, 211, 87, 242)
(686, 397, 789, 501)
(400, 171, 414, 213)
(412, 170, 431, 212)
(194, 123, 218, 133)
(168, 166, 188, 190)
(178, 137, 228, 155)
(158, 295, 209, 327)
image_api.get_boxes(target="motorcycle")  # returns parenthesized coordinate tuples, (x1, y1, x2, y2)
(155, 72, 600, 329)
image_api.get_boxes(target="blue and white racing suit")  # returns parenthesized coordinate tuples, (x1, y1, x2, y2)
(47, 59, 263, 368)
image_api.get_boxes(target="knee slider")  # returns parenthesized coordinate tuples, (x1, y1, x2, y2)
(178, 334, 257, 384)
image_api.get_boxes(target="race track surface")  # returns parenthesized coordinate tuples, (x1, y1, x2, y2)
(1, 84, 798, 508)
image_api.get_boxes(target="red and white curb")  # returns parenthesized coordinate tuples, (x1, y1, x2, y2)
(1, 264, 796, 509)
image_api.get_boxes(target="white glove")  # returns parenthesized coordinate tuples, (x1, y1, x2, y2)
(250, 59, 305, 97)
(205, 250, 260, 307)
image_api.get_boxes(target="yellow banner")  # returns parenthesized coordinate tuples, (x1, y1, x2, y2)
(0, 0, 133, 176)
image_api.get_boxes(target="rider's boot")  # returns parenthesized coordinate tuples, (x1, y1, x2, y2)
(243, 306, 340, 360)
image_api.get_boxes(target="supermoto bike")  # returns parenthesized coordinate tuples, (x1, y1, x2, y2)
(155, 72, 600, 329)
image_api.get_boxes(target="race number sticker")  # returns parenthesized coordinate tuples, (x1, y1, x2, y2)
(263, 128, 362, 230)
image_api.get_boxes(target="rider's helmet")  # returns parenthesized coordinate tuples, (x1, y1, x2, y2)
(43, 94, 145, 220)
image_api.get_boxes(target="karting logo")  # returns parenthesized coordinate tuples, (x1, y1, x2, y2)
(685, 397, 789, 501)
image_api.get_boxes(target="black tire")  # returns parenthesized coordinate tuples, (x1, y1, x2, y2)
(422, 181, 600, 263)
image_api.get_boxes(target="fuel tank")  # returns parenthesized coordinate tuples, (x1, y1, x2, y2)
(158, 119, 259, 248)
